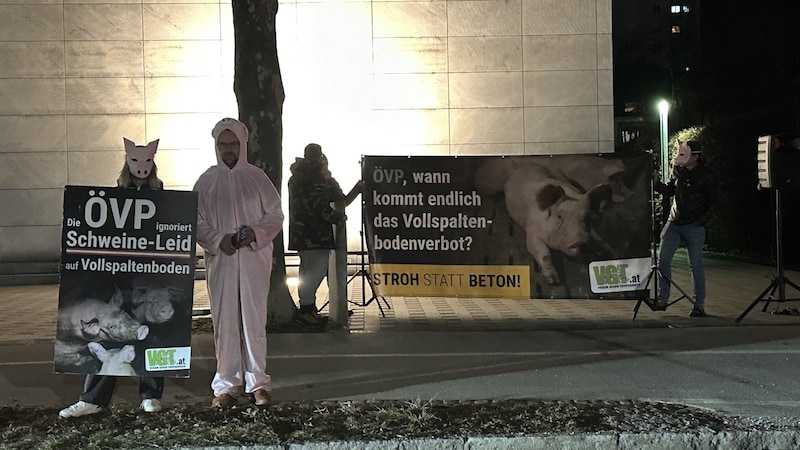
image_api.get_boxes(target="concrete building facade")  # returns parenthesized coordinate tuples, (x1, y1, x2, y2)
(0, 0, 613, 273)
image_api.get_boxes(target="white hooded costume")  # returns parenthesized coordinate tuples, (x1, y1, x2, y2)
(194, 118, 284, 397)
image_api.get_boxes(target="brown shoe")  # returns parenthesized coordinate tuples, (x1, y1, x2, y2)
(253, 389, 271, 406)
(211, 393, 235, 408)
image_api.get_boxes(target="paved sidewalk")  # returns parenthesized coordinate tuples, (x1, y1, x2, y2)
(2, 252, 800, 449)
(1, 252, 799, 343)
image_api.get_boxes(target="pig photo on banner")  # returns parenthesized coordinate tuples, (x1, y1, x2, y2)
(55, 186, 198, 377)
(362, 154, 653, 300)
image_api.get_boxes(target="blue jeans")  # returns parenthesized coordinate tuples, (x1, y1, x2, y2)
(657, 222, 706, 308)
(298, 249, 331, 309)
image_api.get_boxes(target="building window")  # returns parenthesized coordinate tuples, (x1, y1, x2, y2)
(671, 5, 690, 13)
(671, 25, 681, 33)
(621, 129, 642, 144)
(653, 4, 661, 13)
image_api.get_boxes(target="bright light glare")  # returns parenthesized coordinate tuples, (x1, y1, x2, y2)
(658, 100, 670, 183)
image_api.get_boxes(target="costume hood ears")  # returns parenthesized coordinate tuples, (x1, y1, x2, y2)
(211, 117, 249, 165)
(123, 137, 159, 179)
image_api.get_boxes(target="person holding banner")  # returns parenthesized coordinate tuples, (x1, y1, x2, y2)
(288, 144, 360, 325)
(655, 141, 715, 317)
(194, 118, 284, 408)
(59, 138, 166, 418)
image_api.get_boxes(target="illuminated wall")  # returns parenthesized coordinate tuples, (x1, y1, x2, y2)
(0, 0, 613, 267)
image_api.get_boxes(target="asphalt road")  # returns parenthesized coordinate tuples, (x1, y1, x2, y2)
(2, 325, 800, 421)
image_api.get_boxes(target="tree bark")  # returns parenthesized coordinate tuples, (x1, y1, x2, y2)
(231, 0, 296, 325)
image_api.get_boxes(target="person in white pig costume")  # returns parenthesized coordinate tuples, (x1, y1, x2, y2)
(194, 117, 284, 408)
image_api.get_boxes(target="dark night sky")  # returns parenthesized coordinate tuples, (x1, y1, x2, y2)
(700, 1, 800, 62)
(691, 1, 800, 119)
(613, 1, 800, 119)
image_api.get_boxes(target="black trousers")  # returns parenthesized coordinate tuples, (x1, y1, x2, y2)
(79, 375, 164, 406)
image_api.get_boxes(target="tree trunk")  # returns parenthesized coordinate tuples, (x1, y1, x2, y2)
(231, 0, 296, 325)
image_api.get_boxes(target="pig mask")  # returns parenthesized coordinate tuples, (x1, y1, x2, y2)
(674, 142, 696, 167)
(123, 138, 159, 179)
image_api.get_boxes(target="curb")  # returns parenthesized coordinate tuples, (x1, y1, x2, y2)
(173, 430, 800, 450)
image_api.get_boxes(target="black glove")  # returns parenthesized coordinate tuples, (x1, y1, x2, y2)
(231, 225, 251, 248)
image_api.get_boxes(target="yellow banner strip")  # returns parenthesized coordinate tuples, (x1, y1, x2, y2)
(369, 263, 530, 298)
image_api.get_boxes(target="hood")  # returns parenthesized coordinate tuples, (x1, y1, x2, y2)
(211, 117, 248, 168)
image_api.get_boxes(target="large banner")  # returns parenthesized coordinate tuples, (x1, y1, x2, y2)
(55, 186, 197, 377)
(363, 154, 653, 299)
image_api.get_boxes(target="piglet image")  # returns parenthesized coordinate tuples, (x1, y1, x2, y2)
(55, 286, 149, 370)
(88, 342, 138, 376)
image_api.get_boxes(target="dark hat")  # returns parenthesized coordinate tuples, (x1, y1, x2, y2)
(304, 143, 322, 160)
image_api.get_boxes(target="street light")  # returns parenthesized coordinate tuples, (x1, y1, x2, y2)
(658, 100, 670, 183)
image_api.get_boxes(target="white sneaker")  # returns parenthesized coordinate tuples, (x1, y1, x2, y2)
(140, 398, 162, 413)
(59, 401, 102, 418)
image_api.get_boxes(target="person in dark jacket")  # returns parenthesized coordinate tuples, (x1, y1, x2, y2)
(654, 140, 715, 317)
(288, 143, 348, 325)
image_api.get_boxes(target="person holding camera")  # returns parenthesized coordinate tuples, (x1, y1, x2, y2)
(655, 140, 715, 317)
(287, 144, 361, 325)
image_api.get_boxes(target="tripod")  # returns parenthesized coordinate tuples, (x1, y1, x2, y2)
(347, 226, 391, 317)
(632, 165, 696, 319)
(736, 188, 800, 322)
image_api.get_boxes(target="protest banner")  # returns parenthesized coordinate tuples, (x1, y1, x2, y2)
(362, 154, 652, 299)
(54, 186, 197, 377)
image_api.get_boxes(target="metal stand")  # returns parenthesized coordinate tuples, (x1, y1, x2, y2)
(347, 227, 391, 317)
(736, 188, 800, 322)
(632, 165, 696, 319)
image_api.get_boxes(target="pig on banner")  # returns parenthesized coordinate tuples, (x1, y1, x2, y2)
(362, 153, 653, 300)
(54, 186, 197, 377)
